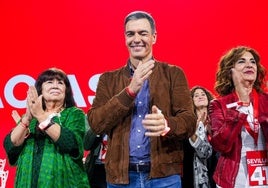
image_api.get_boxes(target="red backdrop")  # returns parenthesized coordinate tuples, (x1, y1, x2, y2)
(1, 0, 268, 187)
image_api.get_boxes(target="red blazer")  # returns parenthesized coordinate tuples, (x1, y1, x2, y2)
(208, 91, 268, 188)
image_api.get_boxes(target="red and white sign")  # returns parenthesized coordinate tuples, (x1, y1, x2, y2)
(247, 150, 268, 186)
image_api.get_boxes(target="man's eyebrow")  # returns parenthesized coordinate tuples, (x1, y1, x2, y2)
(126, 30, 149, 33)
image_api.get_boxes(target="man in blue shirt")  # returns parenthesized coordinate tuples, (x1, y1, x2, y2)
(88, 10, 196, 188)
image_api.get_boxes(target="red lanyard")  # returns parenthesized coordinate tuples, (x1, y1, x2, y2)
(244, 90, 259, 146)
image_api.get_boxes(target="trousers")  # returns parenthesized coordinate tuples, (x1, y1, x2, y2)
(107, 172, 181, 188)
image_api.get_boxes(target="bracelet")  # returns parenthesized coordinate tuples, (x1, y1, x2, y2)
(16, 119, 21, 126)
(126, 87, 137, 98)
(20, 121, 29, 129)
(237, 101, 250, 107)
(226, 101, 250, 108)
(17, 118, 29, 129)
(24, 128, 30, 138)
(161, 119, 170, 136)
(18, 120, 30, 138)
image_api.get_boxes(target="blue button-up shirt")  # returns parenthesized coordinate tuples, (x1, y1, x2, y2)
(129, 63, 151, 164)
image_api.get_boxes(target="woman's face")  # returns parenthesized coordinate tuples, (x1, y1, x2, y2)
(193, 89, 208, 108)
(233, 51, 257, 83)
(41, 78, 66, 103)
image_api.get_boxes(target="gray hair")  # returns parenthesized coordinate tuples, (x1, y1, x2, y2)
(124, 11, 156, 34)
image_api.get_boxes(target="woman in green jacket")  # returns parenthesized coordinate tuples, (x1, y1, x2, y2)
(4, 68, 89, 188)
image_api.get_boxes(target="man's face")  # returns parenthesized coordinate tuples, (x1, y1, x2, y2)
(125, 18, 156, 61)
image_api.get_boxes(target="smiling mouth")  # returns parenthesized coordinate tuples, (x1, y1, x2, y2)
(131, 45, 144, 48)
(50, 91, 61, 95)
(244, 71, 255, 75)
(131, 46, 144, 52)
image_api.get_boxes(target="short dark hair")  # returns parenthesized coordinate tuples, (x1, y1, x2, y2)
(35, 67, 75, 109)
(124, 11, 156, 34)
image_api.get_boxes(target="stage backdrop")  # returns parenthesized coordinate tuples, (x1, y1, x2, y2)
(1, 0, 268, 187)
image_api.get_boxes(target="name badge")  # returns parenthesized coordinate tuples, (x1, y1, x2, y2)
(246, 150, 268, 186)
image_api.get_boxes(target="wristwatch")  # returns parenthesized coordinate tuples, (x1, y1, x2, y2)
(38, 113, 57, 131)
(44, 118, 55, 131)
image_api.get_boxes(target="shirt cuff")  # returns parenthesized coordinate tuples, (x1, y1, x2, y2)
(189, 136, 201, 148)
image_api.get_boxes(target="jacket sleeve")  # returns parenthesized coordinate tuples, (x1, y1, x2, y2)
(3, 133, 24, 165)
(83, 123, 102, 151)
(189, 137, 212, 159)
(208, 99, 247, 153)
(54, 108, 86, 159)
(87, 72, 134, 135)
(163, 66, 196, 139)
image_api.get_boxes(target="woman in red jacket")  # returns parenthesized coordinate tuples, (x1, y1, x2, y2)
(209, 46, 268, 188)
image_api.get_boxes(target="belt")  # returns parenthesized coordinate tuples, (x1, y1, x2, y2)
(129, 162, 151, 172)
